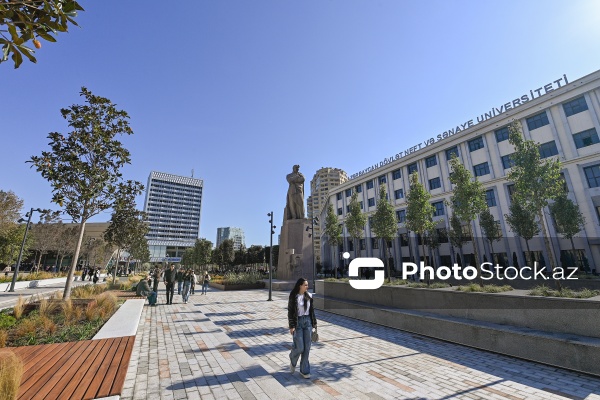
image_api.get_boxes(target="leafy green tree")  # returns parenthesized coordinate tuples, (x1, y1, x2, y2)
(479, 208, 502, 264)
(30, 87, 143, 299)
(549, 193, 586, 270)
(508, 120, 564, 287)
(0, 224, 31, 266)
(448, 154, 487, 274)
(193, 238, 213, 267)
(371, 184, 398, 282)
(216, 239, 234, 268)
(505, 200, 539, 268)
(182, 248, 194, 268)
(0, 190, 23, 236)
(405, 172, 435, 281)
(323, 202, 342, 270)
(29, 210, 61, 270)
(128, 233, 150, 272)
(448, 213, 466, 264)
(345, 190, 366, 258)
(246, 245, 263, 264)
(1, 0, 83, 68)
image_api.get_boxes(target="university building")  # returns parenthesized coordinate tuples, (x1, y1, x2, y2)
(143, 171, 203, 262)
(321, 69, 600, 272)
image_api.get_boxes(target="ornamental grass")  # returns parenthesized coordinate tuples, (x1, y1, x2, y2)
(0, 351, 23, 400)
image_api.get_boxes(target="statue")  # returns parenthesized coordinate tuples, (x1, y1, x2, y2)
(285, 164, 305, 220)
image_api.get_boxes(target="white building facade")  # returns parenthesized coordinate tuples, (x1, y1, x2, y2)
(216, 227, 245, 251)
(144, 171, 203, 262)
(321, 69, 600, 273)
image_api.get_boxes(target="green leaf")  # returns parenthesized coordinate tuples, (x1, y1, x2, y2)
(8, 24, 18, 40)
(11, 45, 23, 68)
(16, 44, 36, 63)
(36, 31, 57, 42)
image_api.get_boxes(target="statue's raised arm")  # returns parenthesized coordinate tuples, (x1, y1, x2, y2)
(285, 164, 305, 220)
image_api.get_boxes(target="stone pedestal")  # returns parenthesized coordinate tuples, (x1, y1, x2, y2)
(276, 218, 314, 283)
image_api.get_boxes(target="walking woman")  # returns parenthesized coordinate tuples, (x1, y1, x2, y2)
(201, 271, 211, 295)
(288, 277, 317, 379)
(181, 269, 193, 304)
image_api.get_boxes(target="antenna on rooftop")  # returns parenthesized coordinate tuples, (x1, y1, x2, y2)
(191, 169, 194, 178)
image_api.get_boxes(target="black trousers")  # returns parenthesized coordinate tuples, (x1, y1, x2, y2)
(165, 282, 175, 304)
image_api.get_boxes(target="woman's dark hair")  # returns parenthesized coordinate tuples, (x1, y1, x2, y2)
(290, 277, 310, 312)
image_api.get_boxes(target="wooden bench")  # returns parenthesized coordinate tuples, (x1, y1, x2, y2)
(1, 335, 135, 400)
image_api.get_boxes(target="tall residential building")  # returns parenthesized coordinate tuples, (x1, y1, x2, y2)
(216, 227, 245, 251)
(144, 171, 203, 262)
(307, 167, 348, 265)
(322, 69, 600, 272)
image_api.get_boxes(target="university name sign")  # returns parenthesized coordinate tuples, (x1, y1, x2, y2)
(349, 74, 570, 180)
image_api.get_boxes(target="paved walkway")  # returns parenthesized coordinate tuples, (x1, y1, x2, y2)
(123, 288, 600, 400)
(0, 279, 91, 310)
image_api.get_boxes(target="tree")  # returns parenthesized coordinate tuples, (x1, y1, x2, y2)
(479, 208, 502, 264)
(1, 0, 83, 68)
(508, 120, 564, 288)
(371, 184, 398, 282)
(448, 213, 466, 264)
(193, 238, 213, 267)
(345, 190, 367, 258)
(30, 87, 143, 299)
(323, 202, 342, 271)
(182, 248, 194, 268)
(54, 224, 77, 271)
(505, 200, 539, 268)
(405, 172, 435, 282)
(128, 234, 150, 273)
(29, 210, 61, 270)
(0, 224, 30, 266)
(214, 239, 234, 268)
(549, 193, 586, 271)
(448, 154, 487, 275)
(0, 190, 23, 236)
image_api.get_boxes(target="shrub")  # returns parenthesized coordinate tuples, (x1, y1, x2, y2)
(219, 272, 264, 285)
(0, 331, 7, 348)
(529, 285, 600, 298)
(12, 296, 25, 320)
(0, 313, 16, 330)
(0, 351, 23, 400)
(95, 293, 117, 316)
(84, 301, 99, 321)
(407, 282, 451, 289)
(456, 283, 513, 293)
(40, 316, 57, 335)
(384, 279, 408, 286)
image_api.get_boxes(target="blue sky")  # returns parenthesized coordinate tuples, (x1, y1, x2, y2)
(2, 0, 600, 247)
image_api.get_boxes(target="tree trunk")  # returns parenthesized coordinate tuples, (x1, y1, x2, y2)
(537, 209, 561, 291)
(421, 241, 429, 286)
(63, 220, 86, 300)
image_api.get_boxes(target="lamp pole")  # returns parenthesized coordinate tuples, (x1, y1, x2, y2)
(306, 216, 319, 293)
(9, 208, 42, 292)
(267, 212, 276, 301)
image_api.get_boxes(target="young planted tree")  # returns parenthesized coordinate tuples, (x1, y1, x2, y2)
(0, 0, 83, 68)
(0, 224, 30, 266)
(216, 239, 234, 269)
(193, 238, 213, 267)
(448, 213, 466, 265)
(30, 87, 143, 299)
(405, 172, 435, 282)
(448, 154, 487, 274)
(345, 191, 367, 259)
(371, 185, 398, 282)
(29, 211, 61, 270)
(549, 193, 586, 271)
(479, 208, 502, 264)
(505, 200, 539, 268)
(508, 120, 564, 288)
(323, 202, 342, 272)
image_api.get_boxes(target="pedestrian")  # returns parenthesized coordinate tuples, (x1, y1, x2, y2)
(163, 264, 176, 305)
(92, 268, 99, 284)
(181, 269, 193, 304)
(152, 265, 161, 293)
(136, 275, 157, 306)
(191, 270, 197, 295)
(288, 277, 317, 379)
(176, 267, 184, 295)
(201, 271, 211, 295)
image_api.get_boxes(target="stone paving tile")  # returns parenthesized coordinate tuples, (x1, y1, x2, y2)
(122, 288, 600, 399)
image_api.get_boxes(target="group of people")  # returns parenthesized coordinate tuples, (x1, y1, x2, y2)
(136, 264, 211, 306)
(80, 266, 100, 283)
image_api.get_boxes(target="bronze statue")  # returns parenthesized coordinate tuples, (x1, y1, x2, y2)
(286, 164, 305, 220)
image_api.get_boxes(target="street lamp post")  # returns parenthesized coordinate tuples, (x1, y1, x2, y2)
(305, 216, 319, 293)
(9, 208, 43, 292)
(267, 212, 276, 301)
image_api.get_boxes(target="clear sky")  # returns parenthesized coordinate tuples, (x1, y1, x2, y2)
(2, 0, 600, 248)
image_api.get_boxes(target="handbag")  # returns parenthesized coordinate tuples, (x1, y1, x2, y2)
(311, 327, 319, 343)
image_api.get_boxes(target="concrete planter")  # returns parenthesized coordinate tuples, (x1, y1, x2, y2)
(209, 282, 265, 291)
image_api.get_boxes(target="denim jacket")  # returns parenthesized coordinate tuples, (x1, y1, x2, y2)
(287, 292, 317, 329)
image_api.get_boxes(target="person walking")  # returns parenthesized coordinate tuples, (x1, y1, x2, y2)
(136, 275, 157, 306)
(288, 277, 317, 379)
(181, 269, 193, 304)
(163, 264, 176, 305)
(201, 271, 211, 295)
(191, 270, 197, 295)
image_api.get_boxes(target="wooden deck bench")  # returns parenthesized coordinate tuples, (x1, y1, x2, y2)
(1, 335, 135, 400)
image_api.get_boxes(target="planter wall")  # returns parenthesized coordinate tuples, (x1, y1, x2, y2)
(316, 280, 600, 338)
(209, 282, 265, 291)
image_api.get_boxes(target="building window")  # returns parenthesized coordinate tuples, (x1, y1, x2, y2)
(429, 177, 441, 190)
(495, 126, 509, 142)
(539, 141, 559, 158)
(372, 238, 379, 249)
(379, 175, 387, 184)
(432, 201, 445, 217)
(392, 169, 401, 180)
(394, 189, 404, 200)
(445, 146, 459, 160)
(563, 96, 588, 117)
(337, 207, 342, 216)
(425, 155, 437, 168)
(345, 188, 352, 197)
(473, 162, 490, 177)
(367, 180, 374, 189)
(485, 189, 496, 207)
(468, 136, 485, 152)
(559, 172, 568, 193)
(355, 184, 362, 193)
(573, 128, 599, 149)
(346, 205, 350, 213)
(336, 193, 342, 200)
(501, 154, 515, 169)
(507, 184, 516, 199)
(396, 209, 406, 223)
(407, 163, 418, 175)
(584, 164, 600, 188)
(526, 111, 550, 131)
(368, 197, 375, 207)
(359, 201, 363, 209)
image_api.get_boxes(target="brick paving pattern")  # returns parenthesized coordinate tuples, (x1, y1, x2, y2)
(122, 288, 600, 400)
